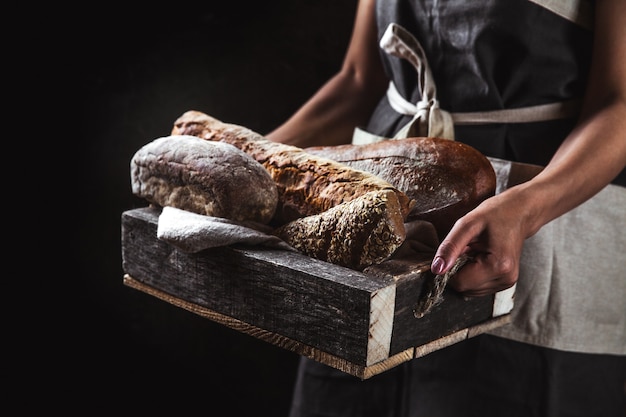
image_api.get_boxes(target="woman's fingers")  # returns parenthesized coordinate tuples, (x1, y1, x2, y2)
(446, 253, 518, 296)
(431, 216, 482, 275)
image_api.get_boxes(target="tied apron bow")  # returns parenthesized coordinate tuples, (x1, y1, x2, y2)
(352, 23, 455, 144)
(353, 23, 582, 145)
(380, 23, 455, 140)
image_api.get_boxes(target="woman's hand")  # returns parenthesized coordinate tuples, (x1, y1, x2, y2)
(431, 185, 537, 297)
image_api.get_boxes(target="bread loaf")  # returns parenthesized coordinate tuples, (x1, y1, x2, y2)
(274, 189, 406, 270)
(131, 135, 278, 224)
(305, 138, 496, 238)
(171, 110, 414, 226)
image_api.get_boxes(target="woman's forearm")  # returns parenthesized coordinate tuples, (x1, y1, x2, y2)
(265, 68, 387, 147)
(514, 0, 626, 237)
(512, 98, 626, 239)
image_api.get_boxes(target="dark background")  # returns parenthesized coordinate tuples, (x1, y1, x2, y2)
(31, 1, 357, 415)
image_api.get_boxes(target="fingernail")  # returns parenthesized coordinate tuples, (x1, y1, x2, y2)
(432, 256, 446, 275)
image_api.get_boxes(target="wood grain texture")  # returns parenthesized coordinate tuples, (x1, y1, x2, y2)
(124, 274, 413, 379)
(122, 206, 394, 366)
(122, 207, 510, 378)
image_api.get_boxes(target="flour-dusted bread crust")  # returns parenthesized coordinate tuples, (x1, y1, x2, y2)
(273, 189, 407, 270)
(171, 110, 414, 226)
(170, 110, 415, 269)
(131, 135, 278, 224)
(305, 137, 496, 238)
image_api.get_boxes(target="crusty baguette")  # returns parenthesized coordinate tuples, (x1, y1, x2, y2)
(274, 189, 406, 270)
(171, 110, 414, 226)
(305, 138, 496, 238)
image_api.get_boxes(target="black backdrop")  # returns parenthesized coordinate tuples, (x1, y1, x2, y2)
(48, 1, 358, 415)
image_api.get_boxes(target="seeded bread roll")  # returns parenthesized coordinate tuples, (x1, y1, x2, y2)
(131, 135, 278, 224)
(273, 189, 406, 270)
(171, 110, 414, 226)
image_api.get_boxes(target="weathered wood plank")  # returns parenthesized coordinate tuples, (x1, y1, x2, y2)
(124, 274, 413, 379)
(122, 207, 396, 366)
(363, 258, 497, 355)
(121, 206, 511, 378)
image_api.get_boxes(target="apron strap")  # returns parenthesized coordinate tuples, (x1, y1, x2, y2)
(388, 82, 583, 125)
(379, 22, 582, 141)
(380, 23, 455, 140)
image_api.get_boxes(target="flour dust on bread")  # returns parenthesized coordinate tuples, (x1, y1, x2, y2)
(131, 135, 278, 224)
(171, 110, 413, 269)
(274, 189, 406, 270)
(171, 110, 414, 226)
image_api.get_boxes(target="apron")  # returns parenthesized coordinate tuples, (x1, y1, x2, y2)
(354, 0, 625, 355)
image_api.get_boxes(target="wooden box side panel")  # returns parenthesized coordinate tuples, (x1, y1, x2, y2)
(390, 273, 495, 354)
(121, 207, 395, 366)
(365, 259, 497, 356)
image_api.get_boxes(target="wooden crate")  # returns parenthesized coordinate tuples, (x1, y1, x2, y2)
(122, 206, 513, 379)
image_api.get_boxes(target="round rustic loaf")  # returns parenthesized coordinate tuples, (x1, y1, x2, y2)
(131, 135, 278, 224)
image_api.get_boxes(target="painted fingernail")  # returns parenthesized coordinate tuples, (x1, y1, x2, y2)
(432, 256, 446, 275)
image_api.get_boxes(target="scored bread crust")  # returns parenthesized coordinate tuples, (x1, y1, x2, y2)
(171, 110, 414, 226)
(305, 137, 497, 238)
(169, 110, 416, 269)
